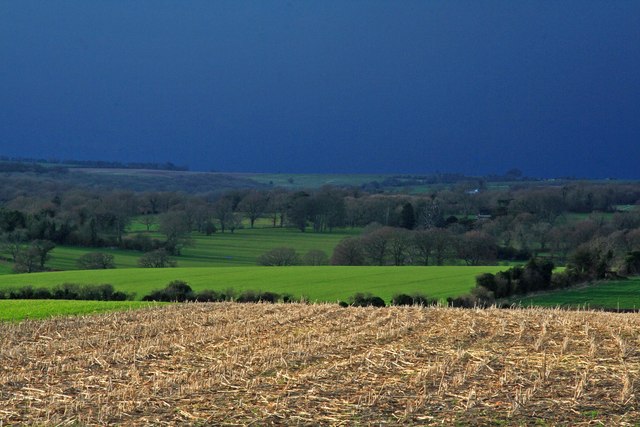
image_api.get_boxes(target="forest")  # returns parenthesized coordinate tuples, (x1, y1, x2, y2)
(2, 163, 640, 283)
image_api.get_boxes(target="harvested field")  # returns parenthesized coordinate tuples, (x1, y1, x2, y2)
(1, 304, 640, 425)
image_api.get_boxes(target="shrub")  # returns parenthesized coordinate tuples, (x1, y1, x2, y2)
(391, 293, 414, 306)
(138, 249, 177, 268)
(302, 249, 329, 266)
(470, 286, 495, 306)
(76, 252, 115, 270)
(235, 290, 260, 303)
(258, 291, 280, 303)
(2, 283, 130, 301)
(120, 234, 161, 252)
(194, 289, 225, 302)
(143, 280, 194, 302)
(331, 237, 365, 265)
(257, 247, 300, 266)
(348, 292, 386, 307)
(236, 290, 281, 303)
(447, 294, 476, 308)
(52, 283, 82, 299)
(392, 293, 438, 306)
(281, 293, 295, 303)
(7, 286, 53, 299)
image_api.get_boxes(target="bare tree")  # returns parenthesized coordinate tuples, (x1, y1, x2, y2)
(257, 247, 300, 266)
(140, 215, 156, 232)
(412, 230, 435, 266)
(388, 228, 412, 265)
(331, 237, 365, 265)
(158, 211, 192, 254)
(213, 198, 234, 233)
(238, 191, 267, 228)
(455, 231, 497, 266)
(138, 249, 177, 268)
(302, 249, 329, 266)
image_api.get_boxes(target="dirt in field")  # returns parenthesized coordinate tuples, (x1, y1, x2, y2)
(1, 303, 640, 425)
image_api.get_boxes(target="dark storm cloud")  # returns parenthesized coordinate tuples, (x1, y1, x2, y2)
(1, 1, 639, 177)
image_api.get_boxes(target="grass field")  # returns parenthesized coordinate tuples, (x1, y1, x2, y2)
(0, 300, 164, 322)
(0, 266, 502, 304)
(0, 262, 12, 275)
(511, 278, 640, 310)
(41, 227, 359, 271)
(2, 303, 639, 425)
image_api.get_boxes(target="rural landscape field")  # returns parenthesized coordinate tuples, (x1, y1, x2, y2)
(2, 2, 640, 424)
(3, 303, 640, 425)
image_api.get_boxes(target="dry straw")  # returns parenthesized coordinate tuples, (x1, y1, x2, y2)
(1, 303, 639, 425)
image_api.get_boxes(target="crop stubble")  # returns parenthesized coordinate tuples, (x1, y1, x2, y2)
(1, 304, 639, 425)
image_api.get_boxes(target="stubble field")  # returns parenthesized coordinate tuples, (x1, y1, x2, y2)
(1, 303, 639, 425)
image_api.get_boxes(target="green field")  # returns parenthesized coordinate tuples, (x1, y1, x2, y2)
(0, 300, 164, 322)
(0, 266, 502, 303)
(0, 262, 12, 275)
(511, 278, 640, 310)
(40, 227, 359, 271)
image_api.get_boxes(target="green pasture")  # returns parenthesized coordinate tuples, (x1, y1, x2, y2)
(0, 266, 502, 304)
(39, 227, 359, 271)
(0, 300, 164, 322)
(0, 262, 12, 275)
(511, 278, 640, 310)
(48, 246, 142, 270)
(180, 228, 358, 266)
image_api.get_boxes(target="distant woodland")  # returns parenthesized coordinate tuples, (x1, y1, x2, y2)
(1, 160, 640, 284)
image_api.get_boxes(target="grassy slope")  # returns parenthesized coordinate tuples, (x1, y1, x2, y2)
(512, 277, 640, 309)
(0, 266, 502, 303)
(0, 300, 163, 321)
(44, 227, 359, 271)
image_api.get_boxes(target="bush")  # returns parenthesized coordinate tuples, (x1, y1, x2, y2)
(120, 234, 162, 252)
(6, 286, 53, 299)
(258, 291, 280, 303)
(302, 249, 329, 266)
(235, 290, 260, 303)
(281, 293, 295, 303)
(392, 293, 414, 306)
(236, 290, 281, 303)
(2, 283, 130, 301)
(447, 294, 477, 308)
(138, 249, 177, 268)
(331, 237, 365, 265)
(76, 252, 116, 269)
(348, 292, 386, 307)
(392, 293, 438, 306)
(257, 247, 300, 266)
(194, 289, 225, 302)
(143, 280, 194, 302)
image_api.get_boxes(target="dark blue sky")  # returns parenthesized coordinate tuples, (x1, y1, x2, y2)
(1, 2, 639, 177)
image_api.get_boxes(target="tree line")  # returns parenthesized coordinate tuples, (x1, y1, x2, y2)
(2, 181, 640, 273)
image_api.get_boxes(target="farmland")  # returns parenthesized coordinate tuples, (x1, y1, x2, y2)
(42, 227, 360, 271)
(2, 303, 639, 425)
(0, 300, 162, 322)
(0, 265, 503, 304)
(511, 277, 640, 310)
